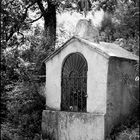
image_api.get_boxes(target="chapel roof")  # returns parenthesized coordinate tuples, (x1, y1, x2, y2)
(43, 36, 139, 63)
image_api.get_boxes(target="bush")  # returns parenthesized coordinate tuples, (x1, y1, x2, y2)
(1, 82, 46, 140)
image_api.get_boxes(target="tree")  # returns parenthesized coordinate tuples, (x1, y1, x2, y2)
(94, 0, 139, 56)
(113, 0, 139, 55)
(1, 0, 93, 52)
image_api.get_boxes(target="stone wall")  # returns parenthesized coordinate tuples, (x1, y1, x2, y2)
(42, 110, 105, 140)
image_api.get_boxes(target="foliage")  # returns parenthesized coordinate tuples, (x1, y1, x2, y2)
(1, 0, 93, 52)
(98, 0, 139, 55)
(56, 19, 75, 48)
(1, 26, 47, 138)
(1, 82, 45, 140)
(1, 0, 139, 51)
(108, 107, 139, 140)
(1, 24, 46, 140)
(1, 0, 139, 139)
(94, 0, 117, 13)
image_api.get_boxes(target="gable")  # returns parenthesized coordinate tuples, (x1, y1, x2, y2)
(43, 36, 138, 63)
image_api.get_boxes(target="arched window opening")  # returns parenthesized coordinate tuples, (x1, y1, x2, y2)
(61, 53, 88, 112)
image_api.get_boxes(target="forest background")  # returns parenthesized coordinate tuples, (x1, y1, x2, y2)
(1, 0, 139, 140)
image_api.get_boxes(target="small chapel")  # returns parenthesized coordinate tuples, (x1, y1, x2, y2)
(41, 19, 139, 140)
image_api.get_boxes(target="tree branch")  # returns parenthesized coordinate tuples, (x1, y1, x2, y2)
(29, 14, 43, 23)
(133, 12, 140, 17)
(6, 1, 37, 42)
(21, 1, 37, 22)
(17, 31, 25, 38)
(36, 0, 46, 16)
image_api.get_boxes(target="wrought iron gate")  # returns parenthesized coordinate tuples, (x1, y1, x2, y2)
(61, 53, 88, 112)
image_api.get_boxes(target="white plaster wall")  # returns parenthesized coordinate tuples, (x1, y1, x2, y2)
(45, 39, 108, 113)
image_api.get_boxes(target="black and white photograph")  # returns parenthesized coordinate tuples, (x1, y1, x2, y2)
(1, 0, 139, 140)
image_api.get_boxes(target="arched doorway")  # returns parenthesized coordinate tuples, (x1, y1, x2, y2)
(61, 53, 88, 112)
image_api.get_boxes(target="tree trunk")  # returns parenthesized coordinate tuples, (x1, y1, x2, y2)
(43, 1, 56, 51)
(37, 0, 56, 52)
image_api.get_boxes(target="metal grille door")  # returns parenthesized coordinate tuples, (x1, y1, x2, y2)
(61, 53, 88, 112)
